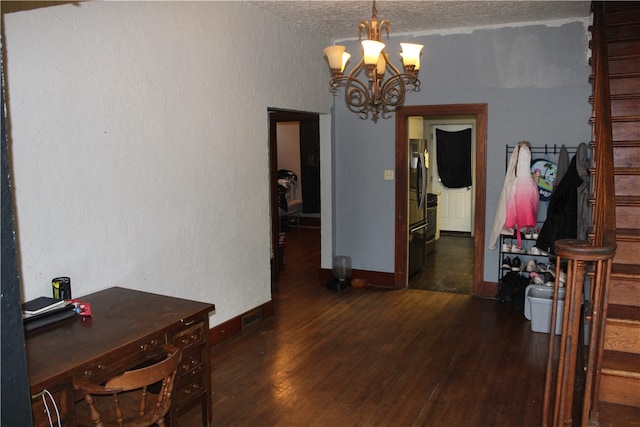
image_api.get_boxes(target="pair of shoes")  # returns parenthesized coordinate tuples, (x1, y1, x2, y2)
(528, 246, 548, 256)
(511, 256, 522, 271)
(542, 264, 556, 276)
(536, 263, 551, 273)
(502, 242, 512, 252)
(525, 259, 537, 272)
(524, 228, 534, 239)
(502, 256, 512, 270)
(511, 246, 526, 254)
(529, 271, 545, 285)
(537, 272, 555, 287)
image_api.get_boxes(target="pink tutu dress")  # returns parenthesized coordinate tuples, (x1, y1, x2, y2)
(505, 143, 539, 247)
(489, 142, 540, 250)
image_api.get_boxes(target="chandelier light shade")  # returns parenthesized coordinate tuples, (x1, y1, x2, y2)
(323, 0, 423, 121)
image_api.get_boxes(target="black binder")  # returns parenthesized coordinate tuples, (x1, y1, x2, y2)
(23, 305, 76, 332)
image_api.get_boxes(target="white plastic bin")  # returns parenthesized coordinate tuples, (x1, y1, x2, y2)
(524, 285, 565, 335)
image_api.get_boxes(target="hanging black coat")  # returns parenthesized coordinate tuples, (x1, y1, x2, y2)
(535, 155, 582, 254)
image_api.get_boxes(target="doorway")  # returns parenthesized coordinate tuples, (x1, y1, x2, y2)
(268, 110, 321, 289)
(428, 120, 475, 234)
(394, 104, 489, 297)
(409, 118, 476, 294)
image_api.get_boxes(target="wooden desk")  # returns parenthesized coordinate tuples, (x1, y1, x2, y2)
(26, 287, 215, 426)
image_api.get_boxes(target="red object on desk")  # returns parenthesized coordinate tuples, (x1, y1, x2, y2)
(69, 299, 92, 317)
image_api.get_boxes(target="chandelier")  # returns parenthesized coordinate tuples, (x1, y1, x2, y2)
(323, 0, 423, 122)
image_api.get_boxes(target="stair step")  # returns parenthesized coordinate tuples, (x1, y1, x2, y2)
(604, 1, 640, 14)
(600, 374, 640, 408)
(610, 95, 640, 117)
(612, 116, 640, 124)
(615, 197, 640, 229)
(607, 303, 640, 326)
(614, 167, 640, 174)
(612, 140, 640, 169)
(596, 401, 640, 427)
(604, 304, 640, 354)
(589, 115, 640, 125)
(615, 196, 640, 207)
(600, 350, 640, 407)
(609, 263, 640, 307)
(602, 350, 640, 380)
(611, 120, 640, 140)
(610, 73, 640, 95)
(614, 170, 640, 197)
(612, 229, 640, 264)
(607, 24, 640, 43)
(609, 55, 640, 74)
(605, 7, 640, 28)
(608, 40, 640, 59)
(589, 165, 640, 197)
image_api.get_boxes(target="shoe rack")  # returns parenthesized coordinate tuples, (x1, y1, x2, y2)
(499, 230, 549, 280)
(498, 144, 579, 284)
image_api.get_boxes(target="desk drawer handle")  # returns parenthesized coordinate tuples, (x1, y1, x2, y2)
(183, 383, 201, 395)
(83, 365, 105, 377)
(182, 319, 195, 326)
(182, 360, 198, 371)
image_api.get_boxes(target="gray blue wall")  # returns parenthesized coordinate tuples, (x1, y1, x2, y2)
(332, 21, 592, 283)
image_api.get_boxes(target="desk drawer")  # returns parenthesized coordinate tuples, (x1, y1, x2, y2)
(31, 384, 71, 427)
(74, 334, 165, 384)
(173, 364, 206, 408)
(171, 321, 205, 350)
(177, 347, 205, 377)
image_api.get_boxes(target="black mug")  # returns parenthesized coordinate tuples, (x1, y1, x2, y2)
(52, 277, 71, 300)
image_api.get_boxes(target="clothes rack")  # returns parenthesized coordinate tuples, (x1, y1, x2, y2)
(505, 144, 580, 169)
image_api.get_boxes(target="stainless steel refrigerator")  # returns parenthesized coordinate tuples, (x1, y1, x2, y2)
(409, 138, 428, 277)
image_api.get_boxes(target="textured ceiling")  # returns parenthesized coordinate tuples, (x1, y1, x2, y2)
(249, 1, 592, 40)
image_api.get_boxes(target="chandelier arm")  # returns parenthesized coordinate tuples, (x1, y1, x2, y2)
(378, 74, 407, 107)
(358, 21, 371, 41)
(344, 76, 371, 109)
(346, 58, 366, 81)
(379, 20, 390, 40)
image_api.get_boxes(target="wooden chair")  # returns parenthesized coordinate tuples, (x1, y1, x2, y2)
(74, 344, 182, 427)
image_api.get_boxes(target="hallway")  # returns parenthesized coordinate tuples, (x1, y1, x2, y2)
(203, 227, 548, 426)
(409, 232, 474, 294)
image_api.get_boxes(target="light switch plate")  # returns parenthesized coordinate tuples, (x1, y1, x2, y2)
(384, 170, 394, 180)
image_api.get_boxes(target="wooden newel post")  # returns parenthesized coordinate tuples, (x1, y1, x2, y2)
(542, 239, 616, 427)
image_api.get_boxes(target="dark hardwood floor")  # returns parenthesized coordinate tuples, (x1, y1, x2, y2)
(409, 232, 474, 294)
(197, 226, 548, 426)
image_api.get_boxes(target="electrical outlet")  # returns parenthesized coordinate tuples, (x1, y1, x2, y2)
(384, 170, 394, 180)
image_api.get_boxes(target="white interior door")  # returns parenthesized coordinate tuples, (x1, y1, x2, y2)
(428, 122, 475, 234)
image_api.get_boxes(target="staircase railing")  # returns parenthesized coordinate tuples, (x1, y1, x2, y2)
(541, 2, 618, 426)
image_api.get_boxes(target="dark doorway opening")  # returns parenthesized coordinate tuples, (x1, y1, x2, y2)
(268, 109, 321, 289)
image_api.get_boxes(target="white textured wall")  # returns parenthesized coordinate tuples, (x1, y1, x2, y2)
(4, 1, 332, 325)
